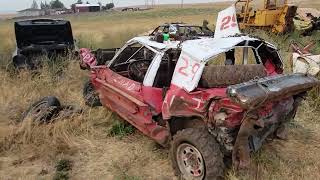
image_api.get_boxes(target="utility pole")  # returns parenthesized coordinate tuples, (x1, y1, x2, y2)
(181, 0, 184, 8)
(152, 0, 155, 7)
(145, 0, 156, 8)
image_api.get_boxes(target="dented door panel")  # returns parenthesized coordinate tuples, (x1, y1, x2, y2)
(142, 86, 163, 115)
(92, 67, 170, 145)
(162, 84, 228, 120)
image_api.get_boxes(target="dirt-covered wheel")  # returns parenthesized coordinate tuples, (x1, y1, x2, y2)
(21, 96, 61, 123)
(170, 128, 225, 180)
(83, 80, 102, 107)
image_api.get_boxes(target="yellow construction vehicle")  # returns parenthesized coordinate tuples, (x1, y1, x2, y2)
(236, 0, 298, 33)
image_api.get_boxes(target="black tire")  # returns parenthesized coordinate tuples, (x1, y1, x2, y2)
(171, 128, 225, 180)
(13, 54, 32, 70)
(83, 80, 102, 107)
(21, 96, 61, 123)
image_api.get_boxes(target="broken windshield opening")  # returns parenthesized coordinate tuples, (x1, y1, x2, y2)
(207, 47, 260, 66)
(110, 43, 156, 83)
(198, 46, 267, 88)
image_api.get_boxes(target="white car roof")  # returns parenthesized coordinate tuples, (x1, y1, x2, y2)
(128, 35, 273, 63)
(181, 35, 260, 62)
(128, 36, 181, 50)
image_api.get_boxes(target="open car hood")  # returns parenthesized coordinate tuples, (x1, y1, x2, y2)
(15, 19, 74, 49)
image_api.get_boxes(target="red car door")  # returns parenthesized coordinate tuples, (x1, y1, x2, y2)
(92, 66, 169, 145)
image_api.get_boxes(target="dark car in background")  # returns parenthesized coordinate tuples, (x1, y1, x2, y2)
(12, 19, 77, 70)
(149, 23, 214, 37)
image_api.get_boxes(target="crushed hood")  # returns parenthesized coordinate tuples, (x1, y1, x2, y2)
(15, 19, 74, 49)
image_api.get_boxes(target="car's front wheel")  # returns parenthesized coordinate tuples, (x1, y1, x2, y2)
(170, 128, 225, 180)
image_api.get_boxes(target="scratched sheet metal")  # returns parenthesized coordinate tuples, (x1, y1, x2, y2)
(227, 73, 320, 109)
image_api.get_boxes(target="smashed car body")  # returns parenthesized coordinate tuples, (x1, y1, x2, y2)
(80, 6, 320, 179)
(12, 19, 77, 70)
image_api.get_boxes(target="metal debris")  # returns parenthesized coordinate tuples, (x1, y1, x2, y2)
(291, 42, 320, 76)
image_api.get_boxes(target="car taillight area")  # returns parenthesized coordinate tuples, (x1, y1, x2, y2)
(208, 97, 296, 158)
(208, 98, 244, 128)
(208, 97, 278, 128)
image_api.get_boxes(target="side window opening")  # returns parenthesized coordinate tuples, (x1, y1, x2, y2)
(111, 43, 143, 68)
(266, 0, 286, 9)
(257, 44, 283, 74)
(110, 43, 156, 83)
(153, 50, 180, 88)
(207, 47, 259, 66)
(266, 0, 277, 9)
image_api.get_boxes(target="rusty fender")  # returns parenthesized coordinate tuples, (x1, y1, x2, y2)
(232, 97, 297, 169)
(232, 113, 263, 169)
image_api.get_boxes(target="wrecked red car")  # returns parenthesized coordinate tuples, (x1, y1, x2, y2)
(80, 34, 319, 179)
(79, 6, 319, 179)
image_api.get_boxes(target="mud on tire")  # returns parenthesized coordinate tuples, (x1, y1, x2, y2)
(83, 80, 102, 107)
(170, 128, 225, 180)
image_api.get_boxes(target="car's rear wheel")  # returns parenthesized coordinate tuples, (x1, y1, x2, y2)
(83, 80, 102, 107)
(171, 128, 225, 180)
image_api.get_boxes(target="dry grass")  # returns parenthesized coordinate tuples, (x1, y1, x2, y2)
(0, 3, 320, 180)
(227, 104, 320, 180)
(0, 14, 17, 20)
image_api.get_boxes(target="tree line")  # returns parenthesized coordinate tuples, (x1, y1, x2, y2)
(30, 0, 65, 9)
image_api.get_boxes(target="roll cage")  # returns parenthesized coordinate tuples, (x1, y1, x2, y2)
(105, 36, 283, 91)
(149, 24, 214, 37)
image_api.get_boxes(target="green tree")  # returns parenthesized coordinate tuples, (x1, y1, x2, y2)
(76, 0, 83, 4)
(31, 0, 39, 9)
(50, 0, 65, 9)
(105, 3, 114, 9)
(40, 1, 50, 9)
(40, 1, 45, 9)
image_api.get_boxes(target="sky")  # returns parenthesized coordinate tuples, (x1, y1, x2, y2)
(0, 0, 229, 13)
